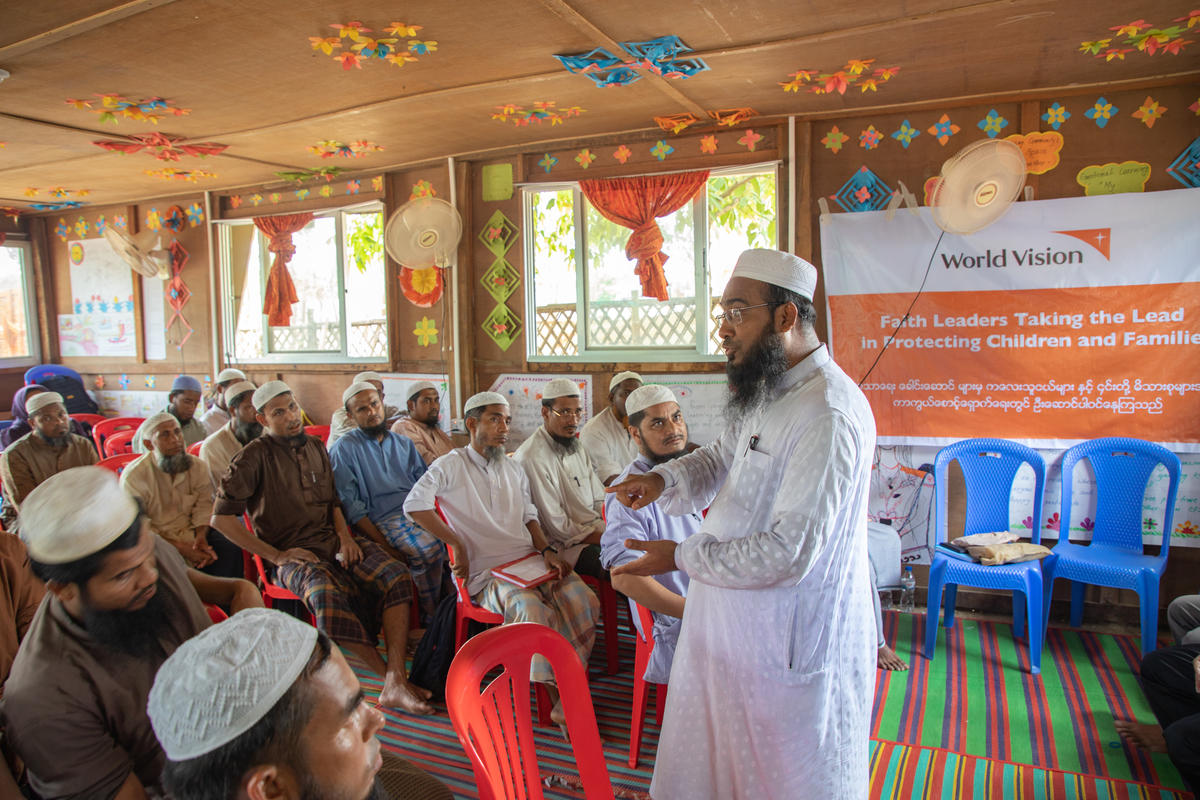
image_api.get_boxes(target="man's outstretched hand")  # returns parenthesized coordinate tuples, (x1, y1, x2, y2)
(605, 472, 666, 510)
(610, 539, 678, 577)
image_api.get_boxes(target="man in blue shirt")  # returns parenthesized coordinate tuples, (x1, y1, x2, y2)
(330, 381, 446, 621)
(600, 384, 702, 683)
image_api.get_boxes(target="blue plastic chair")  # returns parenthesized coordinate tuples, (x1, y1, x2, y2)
(924, 439, 1046, 674)
(1040, 437, 1180, 656)
(24, 364, 83, 386)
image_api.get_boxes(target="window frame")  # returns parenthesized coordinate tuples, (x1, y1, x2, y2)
(215, 202, 388, 366)
(0, 239, 43, 369)
(523, 164, 779, 364)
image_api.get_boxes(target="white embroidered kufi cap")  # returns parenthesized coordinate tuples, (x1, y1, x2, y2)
(729, 248, 818, 300)
(25, 392, 65, 416)
(252, 381, 291, 411)
(542, 378, 581, 400)
(353, 371, 383, 384)
(624, 384, 678, 418)
(20, 466, 140, 564)
(608, 371, 643, 392)
(342, 381, 379, 406)
(223, 381, 256, 408)
(215, 368, 246, 384)
(405, 380, 437, 402)
(463, 391, 508, 414)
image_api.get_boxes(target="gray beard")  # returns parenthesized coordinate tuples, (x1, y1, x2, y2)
(549, 433, 579, 453)
(724, 331, 790, 424)
(157, 452, 192, 475)
(35, 430, 71, 448)
(484, 445, 506, 464)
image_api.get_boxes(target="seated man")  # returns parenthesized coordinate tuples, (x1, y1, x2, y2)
(0, 391, 97, 527)
(1116, 645, 1200, 794)
(0, 466, 261, 800)
(198, 367, 246, 434)
(328, 371, 401, 447)
(331, 381, 446, 621)
(211, 381, 432, 715)
(135, 375, 208, 453)
(149, 608, 453, 800)
(601, 385, 701, 684)
(514, 377, 607, 580)
(404, 392, 598, 718)
(867, 521, 908, 671)
(121, 412, 244, 579)
(1167, 593, 1200, 646)
(198, 379, 259, 482)
(0, 530, 45, 795)
(391, 380, 453, 466)
(580, 371, 642, 486)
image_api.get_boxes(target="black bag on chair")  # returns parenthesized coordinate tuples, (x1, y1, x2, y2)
(38, 375, 100, 416)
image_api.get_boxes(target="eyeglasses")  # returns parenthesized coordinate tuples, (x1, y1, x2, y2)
(549, 407, 585, 419)
(714, 302, 775, 326)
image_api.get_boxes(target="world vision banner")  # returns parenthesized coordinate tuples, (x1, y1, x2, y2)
(821, 187, 1200, 449)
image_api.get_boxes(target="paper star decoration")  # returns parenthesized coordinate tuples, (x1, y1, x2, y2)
(926, 114, 960, 145)
(146, 209, 162, 230)
(318, 21, 438, 69)
(821, 126, 849, 153)
(1042, 102, 1071, 130)
(145, 168, 217, 181)
(113, 214, 127, 229)
(1191, 98, 1200, 115)
(73, 218, 89, 237)
(654, 113, 700, 134)
(891, 120, 920, 148)
(700, 135, 718, 154)
(186, 203, 205, 227)
(859, 126, 883, 150)
(118, 374, 131, 389)
(613, 145, 632, 163)
(413, 317, 439, 347)
(575, 149, 596, 168)
(307, 140, 383, 158)
(1132, 96, 1167, 128)
(650, 140, 674, 161)
(54, 220, 68, 241)
(1084, 97, 1119, 128)
(1079, 14, 1194, 60)
(977, 109, 1009, 138)
(538, 153, 558, 174)
(738, 129, 763, 151)
(555, 36, 709, 87)
(491, 102, 585, 127)
(64, 93, 190, 125)
(92, 132, 228, 161)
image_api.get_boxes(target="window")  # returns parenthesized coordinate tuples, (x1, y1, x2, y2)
(0, 241, 41, 367)
(525, 166, 778, 361)
(217, 205, 388, 363)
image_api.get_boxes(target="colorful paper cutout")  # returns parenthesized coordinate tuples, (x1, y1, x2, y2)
(1190, 98, 1200, 115)
(859, 126, 883, 150)
(538, 153, 558, 173)
(308, 140, 383, 158)
(833, 167, 892, 213)
(890, 120, 920, 148)
(295, 189, 309, 200)
(413, 317, 438, 346)
(316, 21, 438, 69)
(163, 206, 185, 232)
(95, 215, 107, 234)
(737, 129, 763, 151)
(821, 126, 849, 153)
(1084, 97, 1119, 128)
(319, 185, 333, 198)
(1166, 136, 1200, 187)
(371, 176, 384, 192)
(779, 60, 900, 95)
(23, 188, 37, 197)
(481, 257, 520, 303)
(650, 140, 674, 160)
(145, 167, 217, 181)
(230, 196, 243, 209)
(478, 211, 518, 257)
(276, 167, 345, 183)
(482, 303, 522, 351)
(146, 208, 162, 230)
(93, 132, 228, 161)
(575, 149, 596, 169)
(1042, 102, 1071, 130)
(1078, 14, 1195, 60)
(977, 109, 1009, 138)
(491, 102, 585, 127)
(165, 240, 193, 349)
(481, 164, 514, 201)
(655, 114, 700, 134)
(613, 145, 632, 164)
(251, 194, 263, 206)
(65, 93, 190, 125)
(700, 135, 718, 154)
(73, 218, 88, 238)
(186, 203, 205, 227)
(69, 242, 84, 264)
(926, 114, 960, 145)
(708, 108, 757, 127)
(410, 180, 436, 199)
(31, 202, 83, 211)
(118, 374, 130, 389)
(555, 36, 709, 87)
(1132, 96, 1167, 127)
(1004, 131, 1064, 175)
(1076, 161, 1152, 194)
(94, 375, 105, 389)
(113, 215, 127, 229)
(145, 375, 156, 389)
(346, 180, 360, 195)
(399, 266, 443, 306)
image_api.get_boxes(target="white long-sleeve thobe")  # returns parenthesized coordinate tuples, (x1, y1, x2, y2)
(513, 427, 605, 566)
(579, 406, 637, 482)
(648, 345, 876, 800)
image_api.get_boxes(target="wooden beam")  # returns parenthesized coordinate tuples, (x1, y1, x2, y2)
(0, 0, 182, 59)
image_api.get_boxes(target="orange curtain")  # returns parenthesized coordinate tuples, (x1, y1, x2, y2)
(580, 170, 709, 301)
(253, 212, 314, 326)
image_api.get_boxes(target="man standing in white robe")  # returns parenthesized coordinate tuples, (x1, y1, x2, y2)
(609, 248, 876, 799)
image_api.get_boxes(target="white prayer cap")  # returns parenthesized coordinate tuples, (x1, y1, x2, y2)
(25, 391, 65, 416)
(608, 371, 643, 392)
(215, 368, 246, 385)
(730, 248, 818, 301)
(148, 608, 319, 761)
(138, 411, 179, 445)
(20, 466, 139, 564)
(353, 371, 383, 385)
(223, 380, 256, 408)
(625, 384, 678, 418)
(405, 380, 437, 402)
(252, 381, 292, 411)
(464, 391, 508, 414)
(341, 381, 379, 406)
(542, 378, 581, 400)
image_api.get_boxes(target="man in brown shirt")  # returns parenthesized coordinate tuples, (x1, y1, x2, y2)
(211, 381, 434, 715)
(0, 391, 97, 528)
(0, 534, 44, 796)
(0, 466, 262, 800)
(391, 380, 453, 466)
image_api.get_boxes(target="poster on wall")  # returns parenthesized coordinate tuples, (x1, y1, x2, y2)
(141, 275, 167, 360)
(58, 238, 137, 357)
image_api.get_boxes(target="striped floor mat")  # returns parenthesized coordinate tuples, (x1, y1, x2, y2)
(349, 607, 1189, 799)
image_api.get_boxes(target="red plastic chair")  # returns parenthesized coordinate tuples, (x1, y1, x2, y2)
(187, 441, 203, 456)
(204, 604, 229, 623)
(628, 601, 668, 767)
(92, 416, 144, 453)
(242, 514, 316, 625)
(70, 413, 106, 427)
(446, 623, 614, 800)
(582, 575, 619, 676)
(103, 429, 137, 457)
(97, 453, 140, 475)
(304, 424, 330, 444)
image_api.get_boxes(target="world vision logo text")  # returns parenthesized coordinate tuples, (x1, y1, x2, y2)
(938, 227, 1112, 269)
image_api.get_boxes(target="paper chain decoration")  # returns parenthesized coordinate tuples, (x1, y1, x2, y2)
(653, 108, 757, 134)
(555, 36, 709, 87)
(1079, 13, 1197, 60)
(833, 167, 892, 213)
(1167, 135, 1200, 187)
(93, 132, 228, 161)
(311, 21, 437, 70)
(779, 59, 900, 95)
(308, 140, 383, 158)
(65, 94, 190, 125)
(166, 241, 193, 349)
(145, 168, 217, 181)
(491, 102, 585, 127)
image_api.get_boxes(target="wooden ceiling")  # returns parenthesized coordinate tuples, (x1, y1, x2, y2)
(1, 0, 1196, 211)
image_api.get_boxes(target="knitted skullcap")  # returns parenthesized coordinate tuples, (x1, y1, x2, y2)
(25, 391, 64, 416)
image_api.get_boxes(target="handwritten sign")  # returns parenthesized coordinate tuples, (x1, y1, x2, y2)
(1005, 130, 1064, 175)
(1076, 160, 1152, 195)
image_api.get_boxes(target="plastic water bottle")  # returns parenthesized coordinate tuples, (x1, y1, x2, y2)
(899, 566, 916, 613)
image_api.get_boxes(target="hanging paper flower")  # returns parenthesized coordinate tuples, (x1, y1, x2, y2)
(186, 203, 205, 227)
(700, 135, 718, 154)
(820, 126, 849, 153)
(95, 215, 107, 234)
(737, 129, 763, 151)
(925, 114, 960, 145)
(1132, 96, 1166, 128)
(346, 180, 361, 194)
(538, 153, 558, 173)
(399, 266, 444, 307)
(410, 179, 436, 199)
(371, 175, 384, 192)
(413, 316, 439, 346)
(612, 145, 632, 163)
(890, 120, 920, 148)
(250, 194, 264, 206)
(267, 193, 280, 204)
(74, 217, 89, 237)
(859, 125, 883, 150)
(1042, 102, 1071, 130)
(320, 185, 333, 197)
(23, 188, 37, 198)
(575, 149, 596, 168)
(146, 208, 162, 230)
(113, 214, 127, 229)
(1084, 97, 1118, 128)
(50, 187, 69, 199)
(295, 188, 310, 200)
(977, 109, 1009, 138)
(650, 140, 674, 160)
(408, 40, 437, 54)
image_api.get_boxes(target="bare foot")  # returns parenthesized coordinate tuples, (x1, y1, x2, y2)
(1114, 719, 1168, 752)
(877, 644, 909, 671)
(379, 676, 435, 715)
